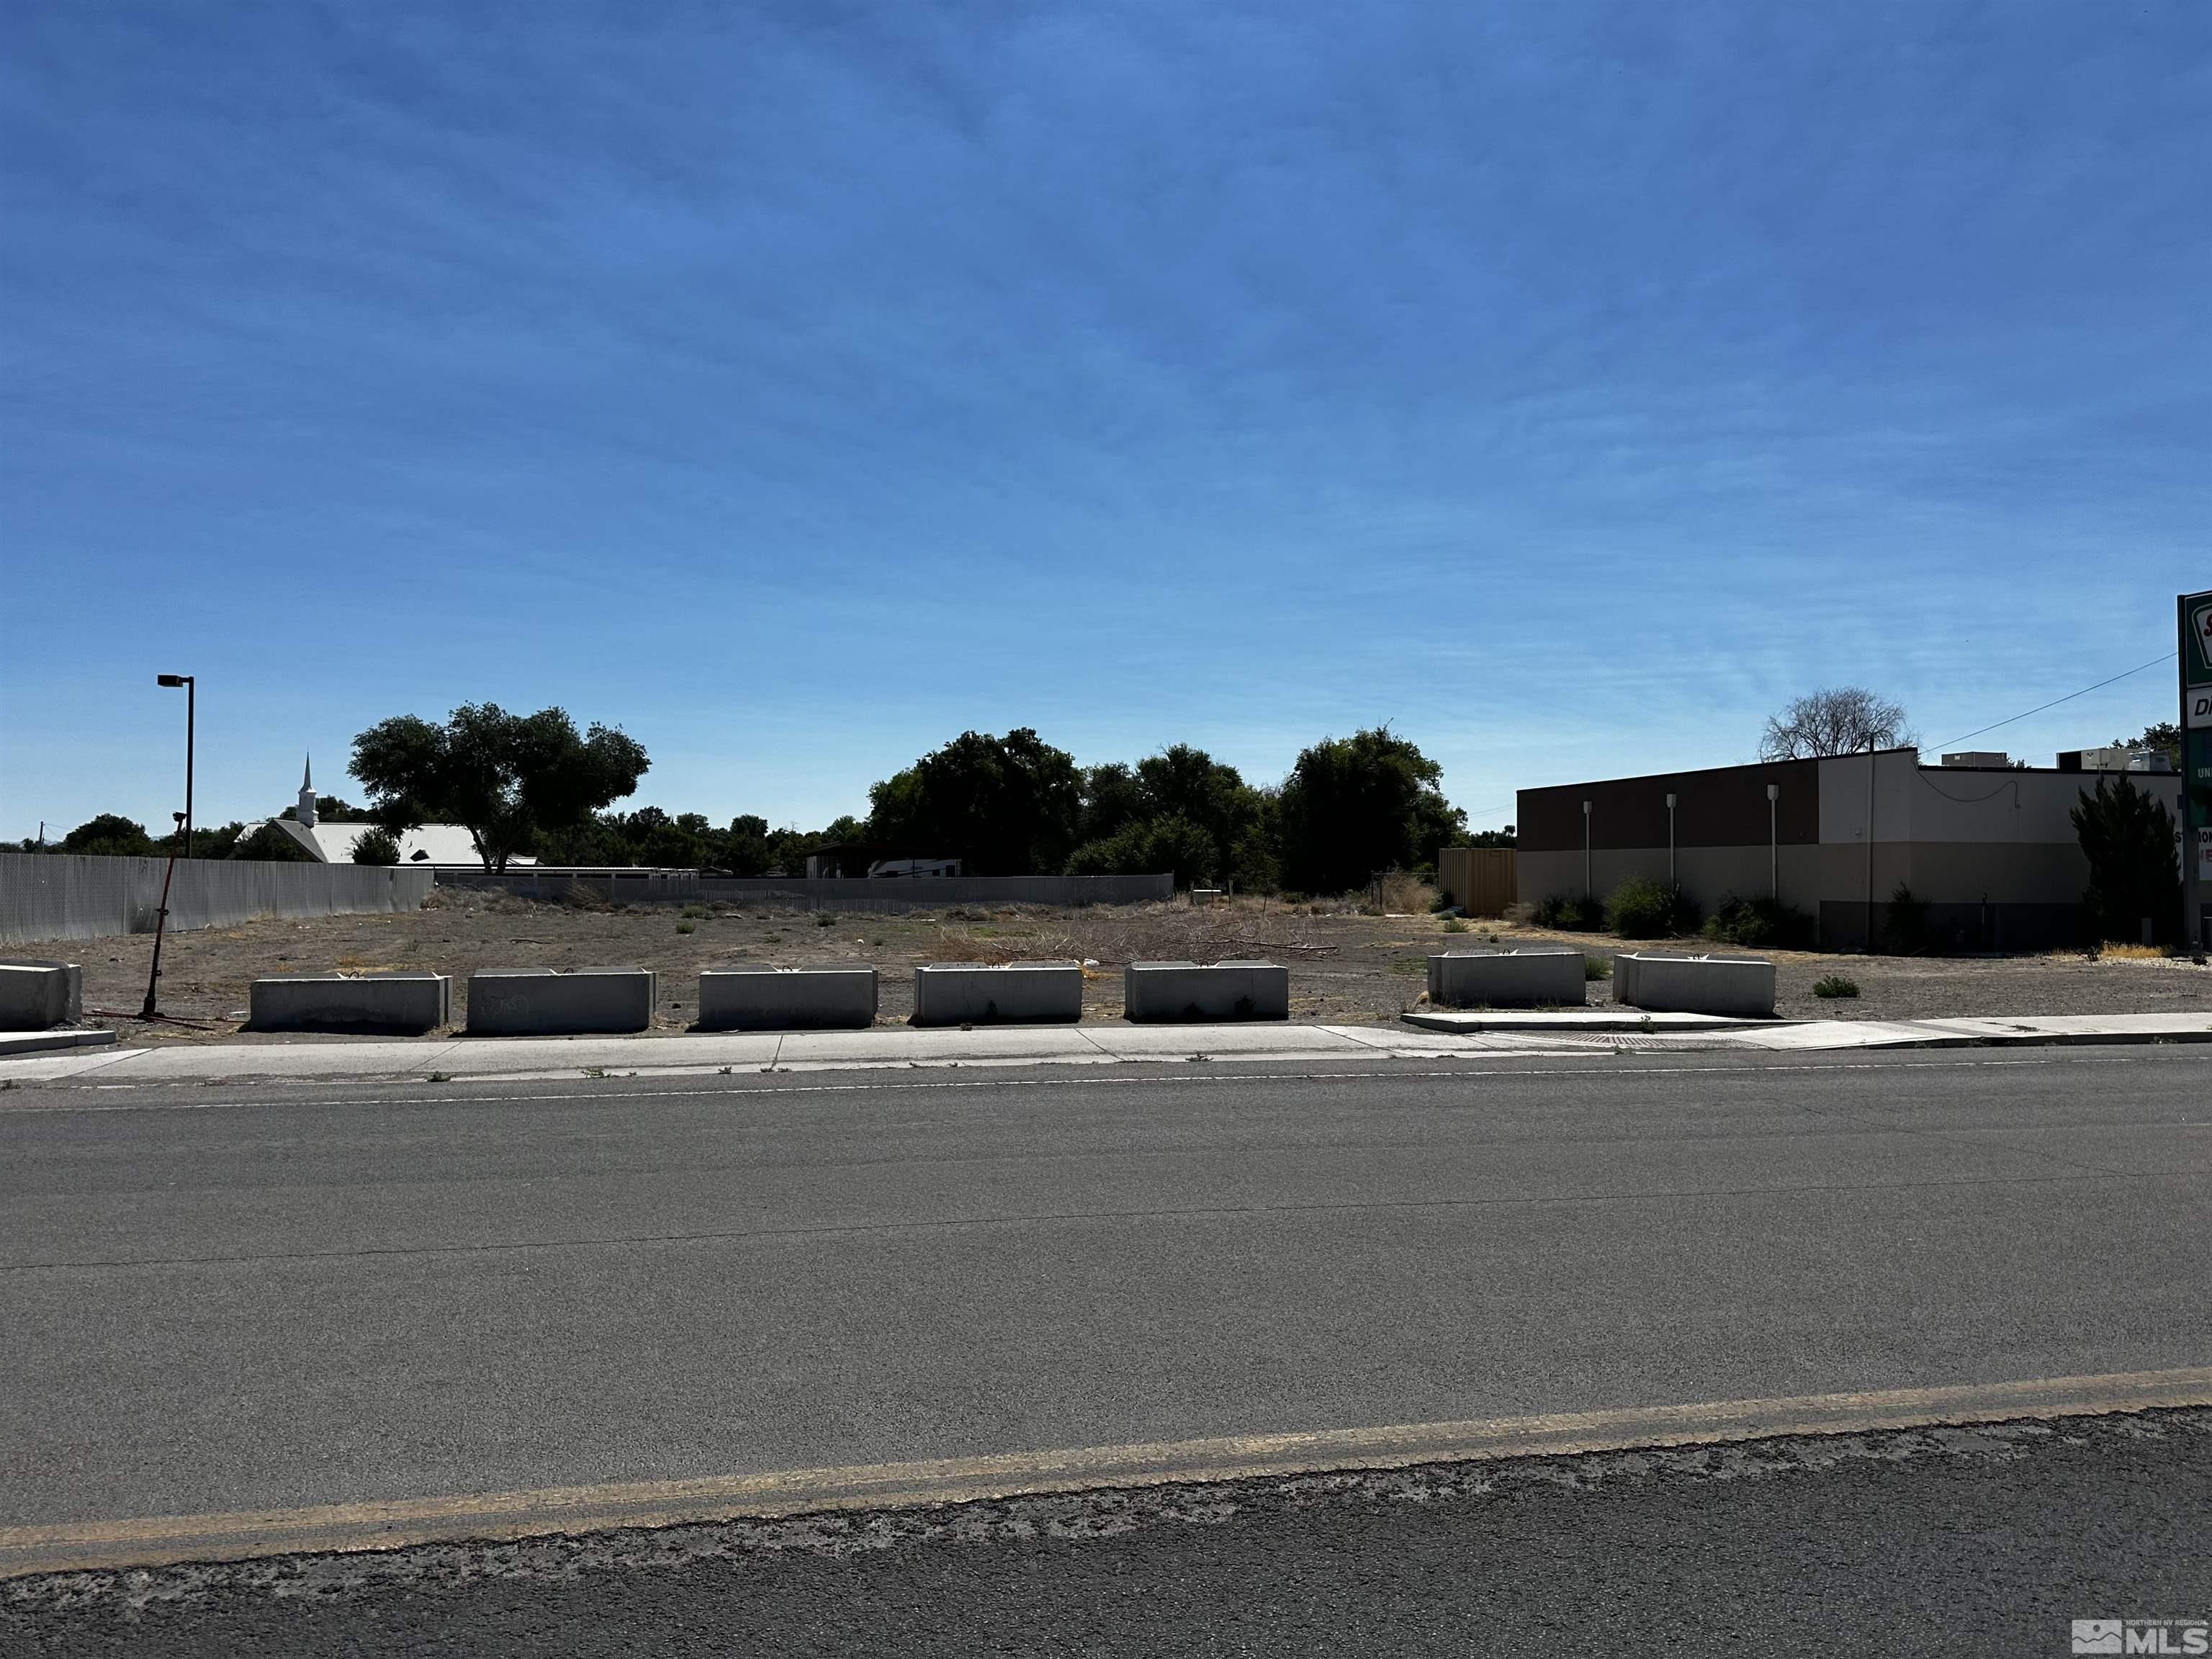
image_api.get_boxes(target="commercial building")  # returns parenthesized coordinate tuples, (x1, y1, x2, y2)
(1516, 747, 2182, 952)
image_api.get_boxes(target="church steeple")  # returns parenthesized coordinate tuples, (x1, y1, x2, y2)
(297, 755, 318, 828)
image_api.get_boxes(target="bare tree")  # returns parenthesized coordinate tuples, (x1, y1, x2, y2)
(1758, 688, 1915, 761)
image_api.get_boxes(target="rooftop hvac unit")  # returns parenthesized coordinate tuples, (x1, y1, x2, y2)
(2057, 746, 2175, 773)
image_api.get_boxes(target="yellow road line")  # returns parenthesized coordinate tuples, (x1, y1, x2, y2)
(6, 1365, 2208, 1578)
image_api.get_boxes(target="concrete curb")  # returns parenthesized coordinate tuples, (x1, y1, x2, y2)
(6, 1364, 2206, 1576)
(4, 1014, 2210, 1089)
(0, 1028, 117, 1058)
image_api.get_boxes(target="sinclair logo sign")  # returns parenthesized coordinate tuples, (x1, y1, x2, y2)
(2190, 591, 2212, 730)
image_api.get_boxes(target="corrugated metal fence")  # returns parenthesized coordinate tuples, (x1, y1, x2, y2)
(0, 853, 436, 945)
(436, 871, 1174, 913)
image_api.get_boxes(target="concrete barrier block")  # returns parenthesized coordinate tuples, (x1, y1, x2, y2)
(0, 960, 81, 1030)
(1613, 952, 1776, 1017)
(1124, 961, 1290, 1022)
(912, 962, 1083, 1025)
(466, 968, 657, 1035)
(248, 972, 451, 1034)
(1426, 948, 1586, 1010)
(697, 966, 878, 1030)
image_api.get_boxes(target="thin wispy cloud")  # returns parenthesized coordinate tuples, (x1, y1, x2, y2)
(4, 1, 2206, 835)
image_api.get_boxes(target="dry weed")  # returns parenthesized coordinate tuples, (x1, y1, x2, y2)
(1373, 873, 1439, 914)
(934, 902, 1343, 966)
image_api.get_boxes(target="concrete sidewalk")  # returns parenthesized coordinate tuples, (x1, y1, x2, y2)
(0, 1023, 1521, 1087)
(1, 1010, 2208, 1088)
(1726, 1010, 2212, 1051)
(1400, 1009, 1765, 1035)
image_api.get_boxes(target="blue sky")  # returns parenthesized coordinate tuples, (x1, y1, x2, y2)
(3, 1, 2206, 840)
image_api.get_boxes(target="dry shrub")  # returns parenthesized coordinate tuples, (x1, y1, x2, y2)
(943, 901, 1341, 966)
(927, 930, 1007, 963)
(1375, 873, 1438, 915)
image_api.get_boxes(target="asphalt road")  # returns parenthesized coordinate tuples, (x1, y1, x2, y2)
(4, 1046, 2208, 1540)
(8, 1408, 2210, 1656)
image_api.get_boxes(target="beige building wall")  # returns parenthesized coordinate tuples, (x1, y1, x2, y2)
(1517, 845, 1826, 917)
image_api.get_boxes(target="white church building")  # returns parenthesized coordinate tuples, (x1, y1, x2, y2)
(266, 757, 535, 869)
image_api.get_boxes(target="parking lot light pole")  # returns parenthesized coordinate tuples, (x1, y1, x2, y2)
(1865, 738, 1878, 951)
(1582, 800, 1592, 899)
(1767, 783, 1780, 900)
(156, 673, 194, 860)
(1665, 793, 1677, 887)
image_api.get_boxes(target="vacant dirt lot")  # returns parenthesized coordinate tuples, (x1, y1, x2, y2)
(19, 889, 2211, 1046)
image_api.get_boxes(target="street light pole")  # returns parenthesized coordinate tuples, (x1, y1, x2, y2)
(1582, 800, 1593, 900)
(140, 811, 185, 1020)
(142, 673, 194, 1021)
(1665, 792, 1677, 888)
(157, 673, 194, 860)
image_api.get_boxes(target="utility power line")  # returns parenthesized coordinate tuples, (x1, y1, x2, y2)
(1931, 651, 2177, 752)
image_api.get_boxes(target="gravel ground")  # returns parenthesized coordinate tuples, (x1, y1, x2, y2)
(15, 891, 2208, 1046)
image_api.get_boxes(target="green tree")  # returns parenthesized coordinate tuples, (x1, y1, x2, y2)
(1227, 790, 1282, 893)
(532, 812, 631, 868)
(867, 729, 1082, 876)
(2072, 773, 2182, 945)
(1077, 763, 1144, 845)
(608, 806, 716, 868)
(351, 704, 649, 871)
(230, 822, 317, 862)
(351, 826, 402, 866)
(1137, 746, 1264, 872)
(1276, 727, 1467, 895)
(57, 814, 159, 858)
(764, 826, 817, 876)
(1065, 746, 1270, 888)
(721, 814, 773, 876)
(1065, 812, 1222, 887)
(190, 822, 247, 858)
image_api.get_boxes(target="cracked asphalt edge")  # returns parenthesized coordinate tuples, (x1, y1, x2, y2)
(9, 1406, 2208, 1618)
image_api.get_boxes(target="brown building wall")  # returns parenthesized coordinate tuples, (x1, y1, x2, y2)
(1518, 759, 1820, 855)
